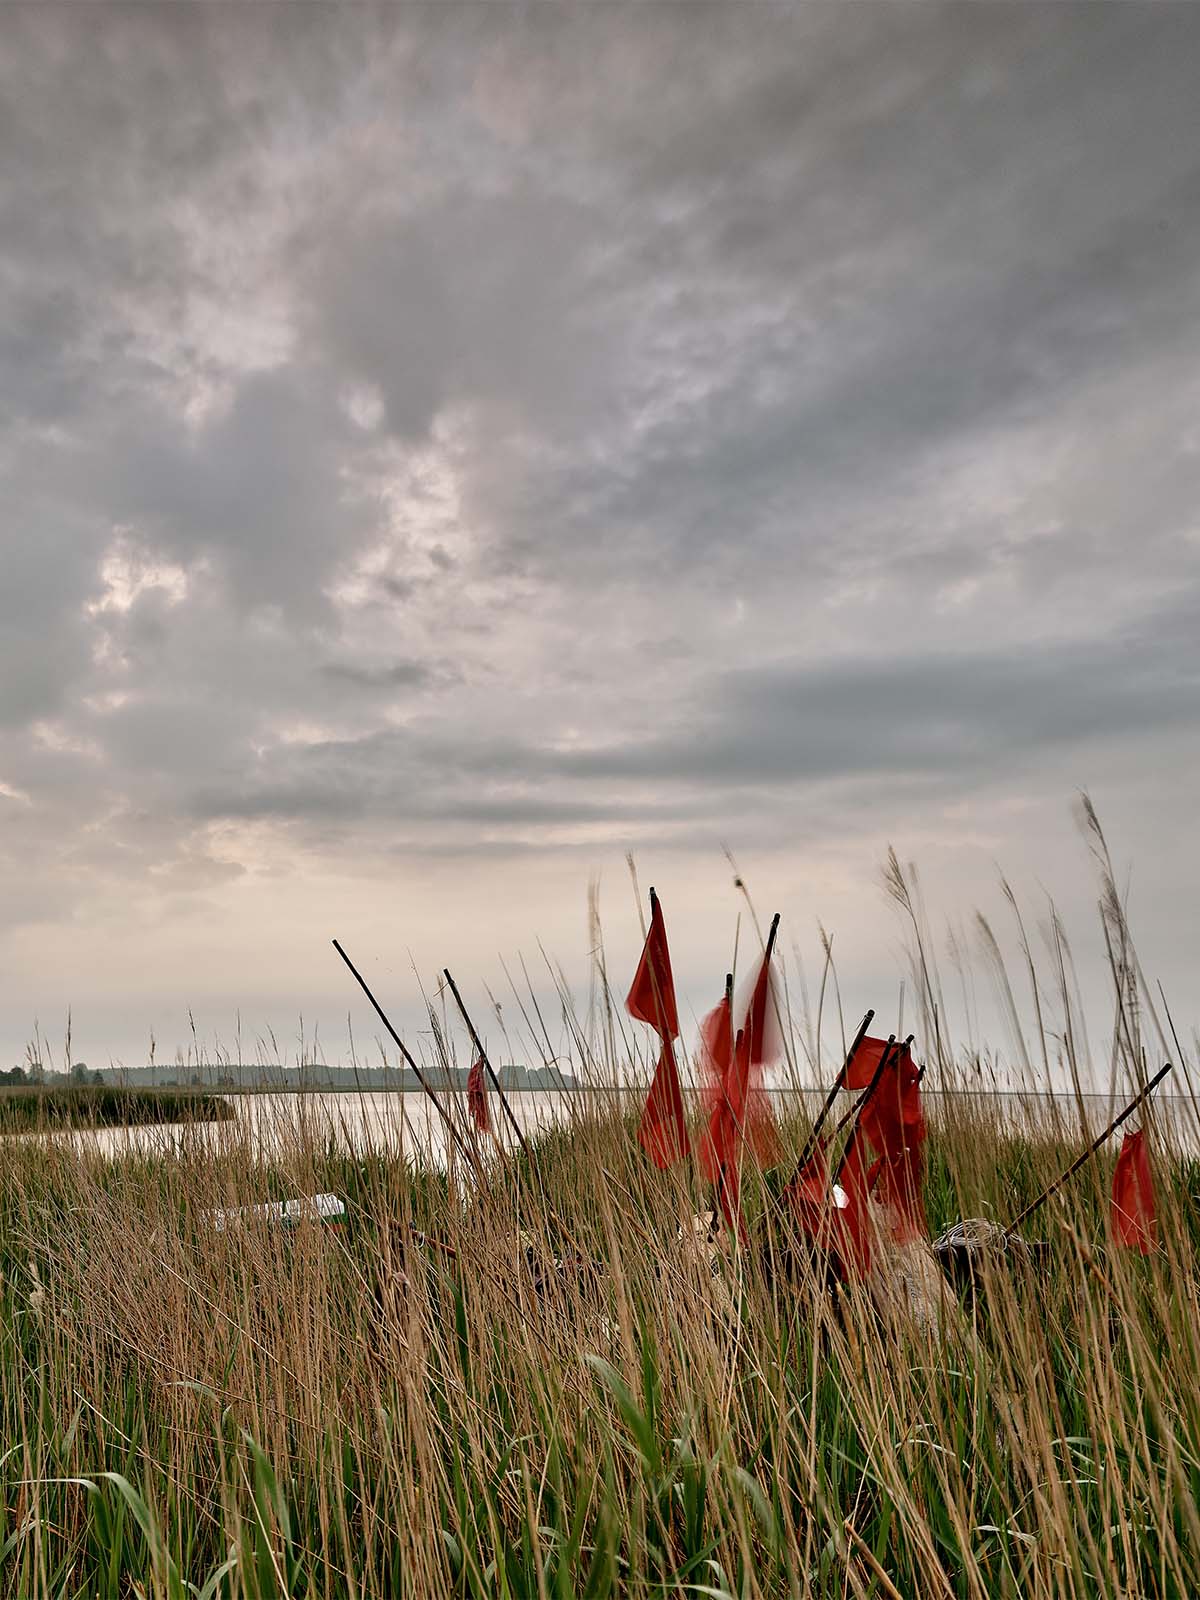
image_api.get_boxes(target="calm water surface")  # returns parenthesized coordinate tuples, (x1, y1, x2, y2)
(19, 1084, 1200, 1163)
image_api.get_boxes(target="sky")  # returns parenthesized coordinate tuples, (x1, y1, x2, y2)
(2, 4, 1198, 1082)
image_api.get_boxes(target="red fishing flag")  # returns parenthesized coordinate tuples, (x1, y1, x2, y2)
(785, 1130, 873, 1279)
(856, 1039, 927, 1242)
(844, 1033, 894, 1090)
(627, 891, 690, 1168)
(836, 1127, 875, 1277)
(467, 1055, 492, 1134)
(626, 891, 680, 1039)
(696, 988, 750, 1237)
(731, 940, 782, 1168)
(697, 945, 781, 1238)
(1112, 1128, 1157, 1253)
(698, 985, 735, 1185)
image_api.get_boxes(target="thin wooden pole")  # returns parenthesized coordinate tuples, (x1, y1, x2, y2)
(332, 939, 481, 1175)
(442, 967, 534, 1165)
(1005, 1061, 1173, 1237)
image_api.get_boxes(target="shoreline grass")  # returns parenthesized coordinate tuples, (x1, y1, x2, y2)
(1, 1086, 1198, 1599)
(0, 1085, 235, 1132)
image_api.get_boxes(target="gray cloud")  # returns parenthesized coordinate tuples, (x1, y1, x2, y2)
(2, 4, 1199, 1063)
(319, 660, 436, 691)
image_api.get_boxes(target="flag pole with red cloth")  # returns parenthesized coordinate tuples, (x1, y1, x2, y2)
(731, 913, 783, 1168)
(628, 888, 690, 1168)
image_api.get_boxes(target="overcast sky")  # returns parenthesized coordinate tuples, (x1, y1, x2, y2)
(2, 5, 1197, 1081)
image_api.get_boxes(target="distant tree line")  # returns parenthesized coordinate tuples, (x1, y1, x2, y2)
(0, 1063, 104, 1087)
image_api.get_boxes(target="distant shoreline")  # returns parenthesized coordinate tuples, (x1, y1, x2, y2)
(0, 1085, 236, 1131)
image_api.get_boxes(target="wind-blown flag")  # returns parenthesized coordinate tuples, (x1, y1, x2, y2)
(854, 1038, 927, 1242)
(626, 892, 680, 1039)
(698, 986, 735, 1184)
(731, 943, 782, 1168)
(697, 987, 747, 1236)
(1112, 1128, 1157, 1253)
(844, 1033, 895, 1091)
(467, 1056, 492, 1134)
(627, 893, 690, 1168)
(696, 937, 783, 1235)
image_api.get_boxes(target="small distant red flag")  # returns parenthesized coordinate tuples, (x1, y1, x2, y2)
(1112, 1128, 1157, 1253)
(467, 1056, 492, 1134)
(857, 1040, 927, 1242)
(627, 894, 689, 1168)
(626, 894, 680, 1040)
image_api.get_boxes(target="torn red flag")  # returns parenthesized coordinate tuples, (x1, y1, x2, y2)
(627, 892, 690, 1168)
(857, 1040, 927, 1242)
(467, 1055, 491, 1134)
(1112, 1128, 1157, 1253)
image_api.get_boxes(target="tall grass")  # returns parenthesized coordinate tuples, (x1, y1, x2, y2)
(1, 814, 1197, 1598)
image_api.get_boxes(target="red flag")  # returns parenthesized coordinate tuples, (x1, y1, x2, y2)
(836, 1128, 875, 1277)
(1112, 1128, 1157, 1253)
(638, 1039, 690, 1169)
(785, 1132, 873, 1279)
(466, 1056, 491, 1134)
(858, 1041, 927, 1242)
(844, 1034, 893, 1090)
(695, 994, 749, 1237)
(626, 894, 680, 1040)
(697, 990, 735, 1186)
(627, 894, 689, 1168)
(731, 946, 781, 1167)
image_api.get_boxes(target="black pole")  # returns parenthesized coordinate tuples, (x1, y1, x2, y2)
(443, 967, 534, 1165)
(332, 939, 481, 1175)
(1005, 1061, 1173, 1237)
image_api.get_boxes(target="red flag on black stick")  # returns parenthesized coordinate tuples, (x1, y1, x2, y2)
(627, 889, 690, 1168)
(697, 978, 746, 1236)
(733, 922, 782, 1168)
(847, 1033, 927, 1242)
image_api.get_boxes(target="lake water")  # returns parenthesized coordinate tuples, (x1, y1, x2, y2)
(15, 1083, 1200, 1164)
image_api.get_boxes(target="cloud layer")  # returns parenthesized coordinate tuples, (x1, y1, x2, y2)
(2, 5, 1198, 1070)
